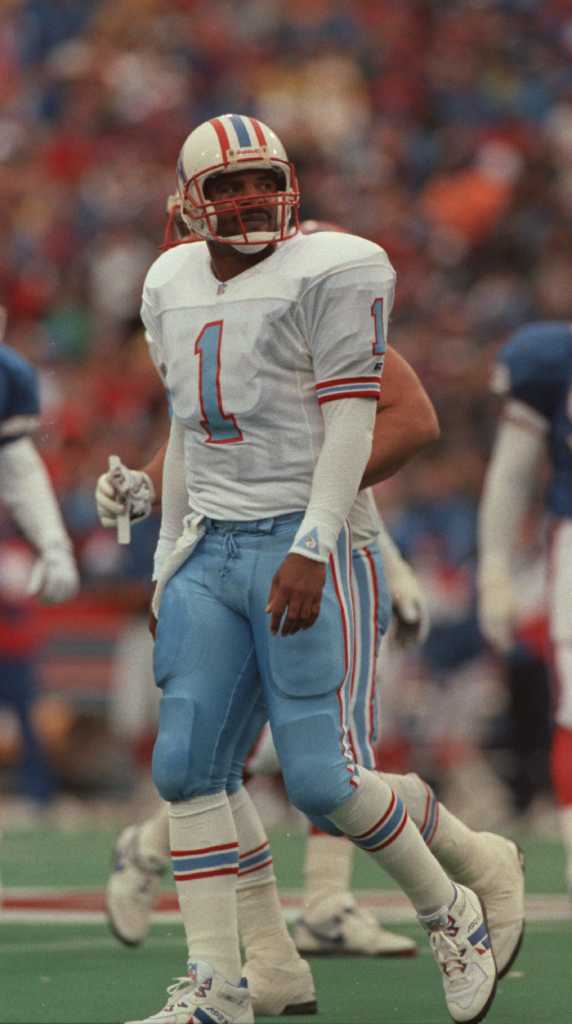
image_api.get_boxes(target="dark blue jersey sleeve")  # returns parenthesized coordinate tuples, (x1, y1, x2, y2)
(0, 343, 41, 446)
(492, 322, 572, 421)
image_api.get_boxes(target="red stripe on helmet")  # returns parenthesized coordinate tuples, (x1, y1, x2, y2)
(210, 118, 231, 165)
(249, 117, 267, 147)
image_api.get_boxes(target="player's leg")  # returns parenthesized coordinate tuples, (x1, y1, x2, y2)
(547, 519, 572, 899)
(227, 714, 317, 1017)
(254, 522, 497, 1024)
(127, 547, 257, 1024)
(294, 543, 416, 958)
(381, 771, 525, 977)
(550, 641, 572, 897)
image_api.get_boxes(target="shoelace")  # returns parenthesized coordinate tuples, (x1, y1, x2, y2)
(430, 931, 469, 988)
(164, 977, 196, 1010)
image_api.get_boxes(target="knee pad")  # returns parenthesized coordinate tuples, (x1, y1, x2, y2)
(275, 713, 356, 818)
(152, 695, 204, 801)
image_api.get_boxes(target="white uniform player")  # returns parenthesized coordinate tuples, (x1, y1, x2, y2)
(107, 115, 504, 1024)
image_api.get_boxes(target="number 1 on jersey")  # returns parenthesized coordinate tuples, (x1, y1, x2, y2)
(371, 297, 386, 356)
(195, 321, 243, 444)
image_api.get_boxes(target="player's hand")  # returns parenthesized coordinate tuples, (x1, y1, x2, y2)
(95, 466, 155, 528)
(28, 544, 80, 604)
(477, 564, 516, 653)
(266, 553, 327, 636)
(389, 561, 430, 648)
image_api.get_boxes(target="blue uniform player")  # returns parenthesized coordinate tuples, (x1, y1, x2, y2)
(0, 338, 79, 602)
(478, 321, 572, 898)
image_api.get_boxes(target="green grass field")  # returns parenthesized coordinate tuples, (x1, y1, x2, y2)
(1, 826, 570, 1024)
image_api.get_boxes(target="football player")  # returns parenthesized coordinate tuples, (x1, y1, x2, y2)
(105, 115, 504, 1024)
(0, 333, 79, 602)
(478, 321, 572, 899)
(97, 239, 523, 1017)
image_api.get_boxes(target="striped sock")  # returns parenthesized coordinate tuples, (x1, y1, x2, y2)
(169, 792, 241, 983)
(231, 787, 299, 964)
(382, 771, 489, 881)
(327, 767, 454, 915)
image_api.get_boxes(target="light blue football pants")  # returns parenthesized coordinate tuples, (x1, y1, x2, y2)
(152, 511, 390, 820)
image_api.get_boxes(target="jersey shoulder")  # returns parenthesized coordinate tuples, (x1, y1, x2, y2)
(494, 322, 572, 392)
(277, 231, 394, 285)
(0, 343, 40, 439)
(0, 343, 39, 408)
(143, 241, 209, 295)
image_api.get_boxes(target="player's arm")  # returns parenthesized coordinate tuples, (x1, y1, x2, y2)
(361, 347, 439, 489)
(267, 251, 393, 636)
(477, 399, 546, 651)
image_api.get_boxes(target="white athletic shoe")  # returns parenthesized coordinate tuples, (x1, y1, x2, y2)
(243, 955, 317, 1016)
(106, 825, 166, 946)
(125, 962, 254, 1024)
(459, 832, 525, 978)
(420, 884, 497, 1024)
(293, 893, 417, 957)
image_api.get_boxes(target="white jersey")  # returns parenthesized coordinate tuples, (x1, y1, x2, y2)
(142, 231, 395, 521)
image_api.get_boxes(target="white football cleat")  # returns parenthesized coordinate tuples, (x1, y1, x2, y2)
(106, 825, 166, 946)
(420, 884, 497, 1024)
(243, 955, 317, 1016)
(460, 832, 525, 978)
(293, 893, 417, 957)
(124, 961, 254, 1024)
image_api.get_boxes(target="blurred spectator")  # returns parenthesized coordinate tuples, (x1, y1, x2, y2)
(1, 0, 566, 810)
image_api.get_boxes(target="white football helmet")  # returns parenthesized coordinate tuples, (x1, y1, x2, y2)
(165, 113, 300, 252)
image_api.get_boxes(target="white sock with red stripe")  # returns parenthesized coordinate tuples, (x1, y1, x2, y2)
(169, 793, 241, 983)
(302, 828, 353, 916)
(382, 771, 492, 881)
(138, 804, 170, 863)
(327, 767, 454, 914)
(230, 786, 299, 964)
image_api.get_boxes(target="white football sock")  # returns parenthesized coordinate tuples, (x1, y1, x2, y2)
(230, 786, 299, 964)
(383, 771, 490, 882)
(327, 768, 454, 915)
(138, 804, 170, 863)
(302, 832, 353, 916)
(169, 793, 241, 983)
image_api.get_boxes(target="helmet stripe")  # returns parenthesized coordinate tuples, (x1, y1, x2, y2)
(250, 117, 267, 146)
(228, 114, 252, 148)
(209, 118, 231, 165)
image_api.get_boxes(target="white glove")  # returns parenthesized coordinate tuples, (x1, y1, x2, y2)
(477, 562, 516, 653)
(388, 559, 431, 648)
(376, 523, 430, 648)
(28, 544, 80, 603)
(96, 464, 155, 528)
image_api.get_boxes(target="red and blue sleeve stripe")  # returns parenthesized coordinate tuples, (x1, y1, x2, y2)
(315, 375, 381, 405)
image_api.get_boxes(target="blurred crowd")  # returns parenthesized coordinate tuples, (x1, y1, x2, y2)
(1, 0, 567, 823)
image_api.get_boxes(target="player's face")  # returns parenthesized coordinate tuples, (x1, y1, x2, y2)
(204, 169, 280, 237)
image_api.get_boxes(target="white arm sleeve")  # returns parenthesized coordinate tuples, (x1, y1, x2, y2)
(0, 437, 72, 552)
(152, 415, 189, 580)
(478, 400, 547, 575)
(290, 397, 376, 562)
